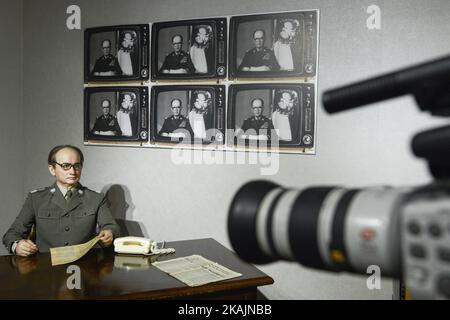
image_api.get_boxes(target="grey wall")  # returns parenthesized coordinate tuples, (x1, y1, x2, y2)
(17, 0, 450, 299)
(0, 0, 23, 255)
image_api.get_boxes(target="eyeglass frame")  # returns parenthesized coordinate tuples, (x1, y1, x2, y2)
(53, 162, 83, 171)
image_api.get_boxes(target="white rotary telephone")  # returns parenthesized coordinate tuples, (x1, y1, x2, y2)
(113, 236, 175, 255)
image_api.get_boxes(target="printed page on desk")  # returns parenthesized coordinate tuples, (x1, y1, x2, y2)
(50, 236, 99, 266)
(153, 254, 242, 287)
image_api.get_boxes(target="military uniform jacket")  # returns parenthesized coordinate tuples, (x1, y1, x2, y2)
(238, 47, 280, 71)
(91, 54, 122, 75)
(241, 116, 275, 138)
(159, 115, 194, 137)
(2, 184, 120, 253)
(92, 114, 122, 135)
(160, 51, 195, 73)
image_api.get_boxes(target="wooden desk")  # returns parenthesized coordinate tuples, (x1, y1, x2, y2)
(0, 238, 273, 299)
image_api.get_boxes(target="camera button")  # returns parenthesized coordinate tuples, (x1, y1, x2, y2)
(410, 244, 427, 259)
(437, 274, 450, 298)
(428, 224, 442, 238)
(407, 221, 421, 235)
(438, 248, 450, 263)
(407, 266, 428, 284)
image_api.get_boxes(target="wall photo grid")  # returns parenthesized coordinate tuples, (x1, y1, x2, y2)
(83, 10, 319, 153)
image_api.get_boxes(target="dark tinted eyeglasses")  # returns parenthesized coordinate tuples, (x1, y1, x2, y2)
(54, 162, 83, 171)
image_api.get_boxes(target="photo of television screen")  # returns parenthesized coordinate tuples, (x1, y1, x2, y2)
(84, 24, 149, 82)
(84, 87, 149, 143)
(151, 85, 226, 146)
(227, 83, 315, 149)
(151, 18, 227, 81)
(229, 10, 318, 79)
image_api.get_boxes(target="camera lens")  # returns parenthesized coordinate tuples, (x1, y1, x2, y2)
(228, 180, 406, 277)
(227, 180, 280, 264)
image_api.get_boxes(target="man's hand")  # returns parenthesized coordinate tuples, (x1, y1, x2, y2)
(15, 240, 38, 257)
(98, 229, 114, 247)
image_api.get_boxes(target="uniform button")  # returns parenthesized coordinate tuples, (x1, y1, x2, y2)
(64, 242, 69, 246)
(65, 226, 70, 231)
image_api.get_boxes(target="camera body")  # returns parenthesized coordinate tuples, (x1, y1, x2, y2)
(228, 55, 450, 300)
(401, 184, 450, 299)
(227, 180, 450, 299)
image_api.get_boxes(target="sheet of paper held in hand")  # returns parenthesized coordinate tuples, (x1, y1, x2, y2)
(153, 254, 242, 287)
(50, 236, 99, 266)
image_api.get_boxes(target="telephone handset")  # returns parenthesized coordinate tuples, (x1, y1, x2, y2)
(113, 236, 175, 255)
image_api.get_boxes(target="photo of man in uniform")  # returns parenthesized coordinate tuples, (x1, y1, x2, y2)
(237, 98, 275, 141)
(91, 39, 122, 76)
(2, 145, 120, 256)
(159, 34, 195, 74)
(91, 99, 122, 136)
(159, 98, 194, 139)
(238, 29, 279, 72)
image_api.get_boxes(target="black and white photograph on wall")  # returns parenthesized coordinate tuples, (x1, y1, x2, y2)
(151, 18, 227, 81)
(229, 10, 318, 79)
(84, 87, 149, 143)
(151, 85, 226, 145)
(84, 24, 149, 82)
(227, 84, 315, 150)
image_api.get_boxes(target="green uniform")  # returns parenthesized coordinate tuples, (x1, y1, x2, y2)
(2, 183, 120, 253)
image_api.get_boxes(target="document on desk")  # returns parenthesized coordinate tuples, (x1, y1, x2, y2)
(50, 237, 99, 266)
(153, 254, 242, 287)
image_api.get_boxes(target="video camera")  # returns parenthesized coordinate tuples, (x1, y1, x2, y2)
(228, 55, 450, 300)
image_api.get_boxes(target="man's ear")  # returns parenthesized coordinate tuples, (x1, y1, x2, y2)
(48, 165, 56, 176)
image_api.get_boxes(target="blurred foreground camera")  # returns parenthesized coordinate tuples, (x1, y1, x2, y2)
(228, 180, 450, 299)
(228, 55, 450, 299)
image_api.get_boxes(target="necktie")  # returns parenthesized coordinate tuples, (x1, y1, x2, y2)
(65, 189, 73, 202)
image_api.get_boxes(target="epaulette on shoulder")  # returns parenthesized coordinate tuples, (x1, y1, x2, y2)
(83, 187, 101, 195)
(30, 187, 47, 194)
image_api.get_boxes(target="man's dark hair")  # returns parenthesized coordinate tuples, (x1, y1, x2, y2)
(251, 98, 264, 107)
(48, 145, 84, 166)
(102, 99, 111, 108)
(101, 39, 111, 48)
(253, 29, 265, 39)
(171, 98, 182, 107)
(171, 34, 183, 43)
